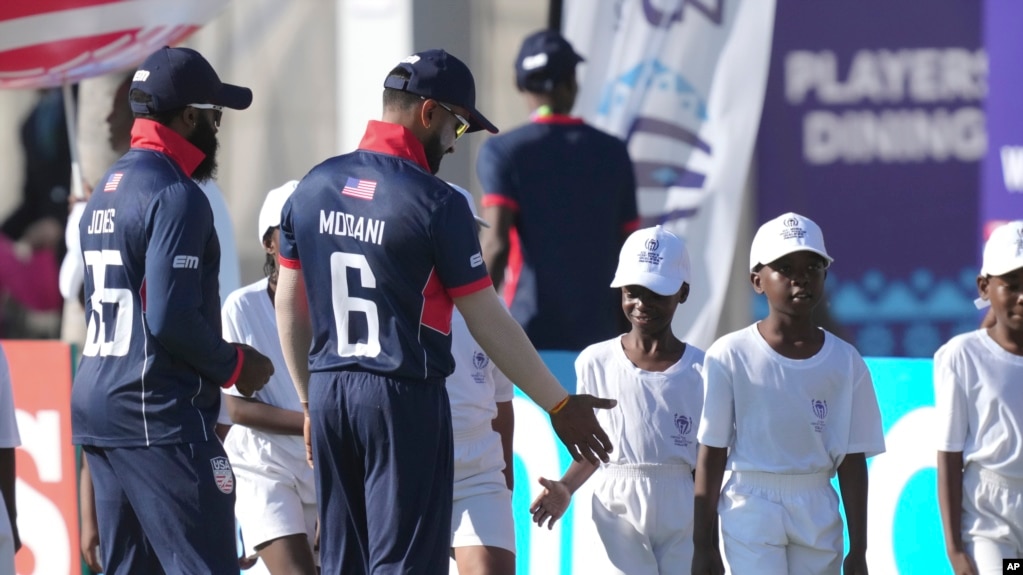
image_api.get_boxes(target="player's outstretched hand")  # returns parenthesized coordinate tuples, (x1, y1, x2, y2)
(691, 545, 725, 575)
(530, 477, 570, 530)
(549, 394, 616, 465)
(233, 344, 274, 397)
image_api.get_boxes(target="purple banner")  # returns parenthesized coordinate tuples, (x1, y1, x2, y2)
(756, 1, 984, 357)
(981, 0, 1023, 237)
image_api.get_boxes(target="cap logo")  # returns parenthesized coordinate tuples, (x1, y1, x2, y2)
(780, 222, 807, 241)
(133, 70, 150, 82)
(645, 238, 660, 251)
(1016, 228, 1023, 256)
(521, 53, 549, 71)
(401, 55, 420, 64)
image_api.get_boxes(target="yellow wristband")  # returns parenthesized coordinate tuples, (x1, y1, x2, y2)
(549, 396, 570, 415)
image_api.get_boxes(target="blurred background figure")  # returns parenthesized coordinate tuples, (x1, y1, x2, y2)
(0, 88, 71, 338)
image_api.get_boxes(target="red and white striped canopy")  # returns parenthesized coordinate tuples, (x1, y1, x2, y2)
(0, 0, 229, 89)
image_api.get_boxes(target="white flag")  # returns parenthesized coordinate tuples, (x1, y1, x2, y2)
(565, 0, 775, 348)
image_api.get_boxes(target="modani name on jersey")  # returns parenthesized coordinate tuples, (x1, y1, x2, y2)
(319, 210, 385, 245)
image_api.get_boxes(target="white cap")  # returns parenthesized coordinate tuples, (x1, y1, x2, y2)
(610, 225, 691, 296)
(981, 220, 1023, 277)
(448, 183, 490, 228)
(257, 180, 299, 244)
(749, 212, 833, 272)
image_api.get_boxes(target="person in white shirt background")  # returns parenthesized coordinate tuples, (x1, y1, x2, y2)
(221, 180, 317, 575)
(936, 220, 1023, 575)
(447, 184, 516, 575)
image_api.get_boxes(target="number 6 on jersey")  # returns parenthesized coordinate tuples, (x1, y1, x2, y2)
(331, 252, 381, 358)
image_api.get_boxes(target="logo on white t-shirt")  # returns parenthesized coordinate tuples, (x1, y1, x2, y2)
(672, 413, 693, 447)
(471, 350, 489, 384)
(811, 399, 828, 433)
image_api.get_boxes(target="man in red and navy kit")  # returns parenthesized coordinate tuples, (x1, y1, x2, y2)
(275, 49, 618, 575)
(478, 30, 640, 351)
(71, 47, 274, 575)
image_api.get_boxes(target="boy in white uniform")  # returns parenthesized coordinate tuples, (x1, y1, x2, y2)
(222, 181, 317, 575)
(448, 183, 517, 575)
(936, 220, 1023, 575)
(530, 226, 704, 575)
(0, 344, 21, 573)
(692, 212, 885, 575)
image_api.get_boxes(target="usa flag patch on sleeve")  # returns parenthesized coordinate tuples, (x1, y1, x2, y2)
(342, 177, 377, 200)
(104, 172, 123, 192)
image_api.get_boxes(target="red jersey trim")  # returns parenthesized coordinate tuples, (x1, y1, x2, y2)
(448, 275, 494, 298)
(358, 121, 430, 171)
(129, 119, 206, 177)
(504, 228, 523, 308)
(223, 346, 244, 389)
(421, 268, 453, 335)
(279, 255, 301, 269)
(532, 114, 585, 125)
(622, 217, 641, 234)
(481, 195, 519, 212)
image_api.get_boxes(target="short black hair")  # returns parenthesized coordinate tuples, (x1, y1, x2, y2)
(129, 88, 182, 125)
(521, 69, 575, 94)
(382, 66, 422, 110)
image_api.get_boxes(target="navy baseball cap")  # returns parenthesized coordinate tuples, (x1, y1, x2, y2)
(515, 29, 584, 92)
(129, 46, 252, 115)
(383, 49, 498, 134)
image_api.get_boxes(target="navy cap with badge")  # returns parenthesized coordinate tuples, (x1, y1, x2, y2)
(383, 49, 498, 134)
(515, 29, 584, 93)
(129, 46, 253, 114)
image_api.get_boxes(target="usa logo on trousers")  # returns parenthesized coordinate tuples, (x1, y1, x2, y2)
(210, 456, 234, 494)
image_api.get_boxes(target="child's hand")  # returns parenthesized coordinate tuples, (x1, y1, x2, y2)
(946, 549, 978, 575)
(691, 544, 725, 575)
(529, 477, 571, 529)
(842, 552, 870, 575)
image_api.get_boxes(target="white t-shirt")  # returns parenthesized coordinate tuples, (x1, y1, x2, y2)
(447, 310, 514, 433)
(576, 337, 705, 467)
(934, 329, 1023, 479)
(698, 324, 885, 475)
(221, 278, 304, 458)
(0, 345, 20, 449)
(198, 180, 240, 305)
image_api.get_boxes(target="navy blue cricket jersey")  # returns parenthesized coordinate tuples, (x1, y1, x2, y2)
(71, 120, 242, 448)
(279, 121, 492, 382)
(477, 114, 639, 351)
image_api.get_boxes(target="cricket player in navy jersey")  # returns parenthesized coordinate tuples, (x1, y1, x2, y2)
(70, 47, 274, 575)
(477, 30, 639, 351)
(275, 49, 617, 575)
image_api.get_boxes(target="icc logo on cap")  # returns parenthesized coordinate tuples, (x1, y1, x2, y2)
(645, 238, 660, 251)
(784, 217, 800, 228)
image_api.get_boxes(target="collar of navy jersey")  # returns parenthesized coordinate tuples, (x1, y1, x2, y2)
(358, 120, 430, 172)
(530, 107, 585, 125)
(129, 119, 206, 177)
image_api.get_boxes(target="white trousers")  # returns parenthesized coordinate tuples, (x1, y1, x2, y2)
(719, 471, 842, 575)
(591, 463, 694, 575)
